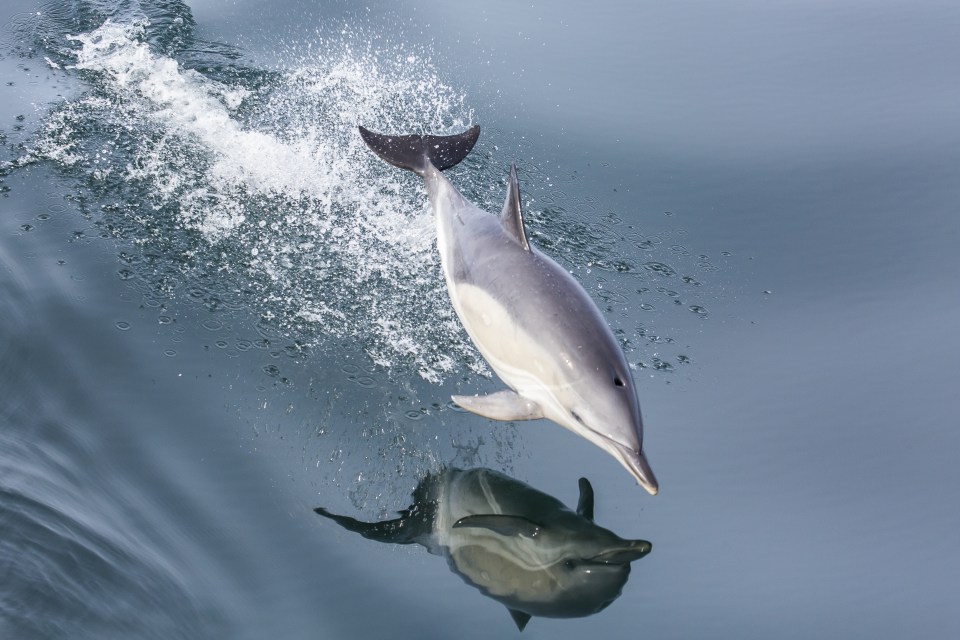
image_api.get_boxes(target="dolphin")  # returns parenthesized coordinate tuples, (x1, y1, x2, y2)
(314, 468, 652, 630)
(358, 125, 659, 494)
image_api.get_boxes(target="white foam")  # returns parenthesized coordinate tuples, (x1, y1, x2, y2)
(69, 21, 331, 231)
(48, 19, 485, 380)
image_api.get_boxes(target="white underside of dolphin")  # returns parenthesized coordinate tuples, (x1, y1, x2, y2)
(358, 125, 658, 495)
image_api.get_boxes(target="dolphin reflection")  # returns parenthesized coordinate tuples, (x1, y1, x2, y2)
(314, 468, 651, 631)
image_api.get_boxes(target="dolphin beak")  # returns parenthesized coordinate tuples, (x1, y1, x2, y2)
(615, 447, 659, 495)
(592, 539, 653, 564)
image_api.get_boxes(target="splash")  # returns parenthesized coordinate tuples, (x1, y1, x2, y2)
(24, 17, 485, 380)
(9, 9, 712, 384)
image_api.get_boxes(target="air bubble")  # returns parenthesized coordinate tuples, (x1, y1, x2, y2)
(652, 358, 673, 371)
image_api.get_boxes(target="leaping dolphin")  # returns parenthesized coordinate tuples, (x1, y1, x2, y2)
(359, 125, 658, 495)
(314, 468, 652, 630)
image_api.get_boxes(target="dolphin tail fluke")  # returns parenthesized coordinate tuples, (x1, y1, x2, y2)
(358, 125, 480, 176)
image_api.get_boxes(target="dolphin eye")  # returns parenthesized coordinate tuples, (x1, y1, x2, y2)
(610, 367, 626, 387)
(563, 560, 576, 571)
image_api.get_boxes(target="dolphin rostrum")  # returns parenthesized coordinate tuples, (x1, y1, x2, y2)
(314, 468, 652, 630)
(359, 125, 658, 494)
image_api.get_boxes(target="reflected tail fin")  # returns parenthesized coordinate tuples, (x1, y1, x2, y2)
(313, 505, 432, 545)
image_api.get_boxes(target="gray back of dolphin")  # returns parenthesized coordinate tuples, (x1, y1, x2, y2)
(314, 468, 652, 631)
(357, 125, 658, 495)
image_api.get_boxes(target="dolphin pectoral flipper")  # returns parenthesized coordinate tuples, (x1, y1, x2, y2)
(358, 125, 480, 176)
(451, 390, 544, 421)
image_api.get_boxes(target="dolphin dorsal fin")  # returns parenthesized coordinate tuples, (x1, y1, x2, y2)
(501, 163, 530, 251)
(508, 609, 532, 631)
(576, 477, 595, 521)
(453, 514, 542, 538)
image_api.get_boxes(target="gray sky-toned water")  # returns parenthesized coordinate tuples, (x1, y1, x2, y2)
(2, 1, 959, 638)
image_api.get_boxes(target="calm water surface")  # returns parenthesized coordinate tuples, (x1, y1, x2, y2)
(2, 1, 959, 638)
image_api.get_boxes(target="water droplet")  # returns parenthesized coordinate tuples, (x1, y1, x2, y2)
(652, 358, 673, 371)
(163, 349, 177, 357)
(283, 343, 306, 358)
(115, 321, 131, 330)
(263, 365, 280, 377)
(644, 262, 676, 277)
